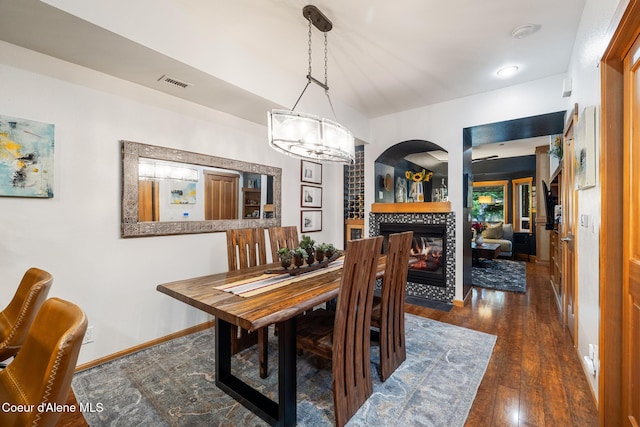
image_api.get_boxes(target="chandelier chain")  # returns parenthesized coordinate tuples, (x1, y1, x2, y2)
(307, 16, 313, 78)
(324, 33, 328, 91)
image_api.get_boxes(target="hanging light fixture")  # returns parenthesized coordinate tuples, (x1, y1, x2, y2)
(268, 5, 355, 164)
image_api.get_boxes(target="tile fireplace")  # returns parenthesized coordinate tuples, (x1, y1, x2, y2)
(370, 209, 455, 304)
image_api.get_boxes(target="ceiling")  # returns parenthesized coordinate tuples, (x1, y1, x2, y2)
(0, 0, 583, 158)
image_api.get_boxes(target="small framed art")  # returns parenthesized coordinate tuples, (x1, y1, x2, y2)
(301, 210, 322, 233)
(301, 160, 322, 184)
(301, 185, 322, 208)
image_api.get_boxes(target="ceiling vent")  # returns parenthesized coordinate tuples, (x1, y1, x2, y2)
(157, 75, 191, 89)
(511, 24, 540, 40)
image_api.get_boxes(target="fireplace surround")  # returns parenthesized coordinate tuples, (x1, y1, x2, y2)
(370, 210, 455, 304)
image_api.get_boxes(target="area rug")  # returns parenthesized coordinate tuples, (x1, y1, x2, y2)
(472, 259, 527, 293)
(72, 314, 496, 426)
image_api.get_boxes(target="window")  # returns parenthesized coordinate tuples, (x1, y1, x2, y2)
(512, 177, 533, 232)
(472, 180, 508, 223)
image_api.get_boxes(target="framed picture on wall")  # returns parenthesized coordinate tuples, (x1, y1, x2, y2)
(301, 185, 322, 208)
(0, 114, 55, 198)
(301, 160, 322, 185)
(301, 210, 322, 233)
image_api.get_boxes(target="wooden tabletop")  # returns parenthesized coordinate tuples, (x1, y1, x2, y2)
(157, 256, 389, 332)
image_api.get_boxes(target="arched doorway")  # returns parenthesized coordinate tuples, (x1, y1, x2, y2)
(374, 139, 449, 204)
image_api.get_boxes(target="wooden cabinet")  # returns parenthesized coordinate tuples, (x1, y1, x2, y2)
(242, 188, 261, 219)
(345, 219, 364, 242)
(549, 229, 562, 308)
(513, 232, 536, 261)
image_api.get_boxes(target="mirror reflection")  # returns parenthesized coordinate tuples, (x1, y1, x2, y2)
(122, 140, 281, 237)
(137, 158, 274, 222)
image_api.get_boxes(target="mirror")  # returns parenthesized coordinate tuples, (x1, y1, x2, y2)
(121, 140, 281, 237)
(512, 177, 533, 232)
(472, 180, 508, 223)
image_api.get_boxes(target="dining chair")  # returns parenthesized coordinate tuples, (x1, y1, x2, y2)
(370, 231, 413, 381)
(0, 267, 53, 366)
(296, 235, 383, 427)
(0, 297, 87, 427)
(225, 227, 271, 378)
(267, 225, 300, 260)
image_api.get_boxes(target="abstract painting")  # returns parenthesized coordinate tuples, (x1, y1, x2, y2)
(169, 182, 196, 204)
(575, 106, 596, 190)
(0, 114, 55, 198)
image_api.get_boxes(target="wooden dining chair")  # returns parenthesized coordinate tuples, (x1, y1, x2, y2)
(370, 231, 413, 381)
(225, 228, 271, 378)
(268, 226, 300, 260)
(296, 235, 383, 427)
(0, 267, 53, 366)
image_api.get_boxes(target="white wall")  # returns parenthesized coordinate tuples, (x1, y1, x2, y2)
(0, 41, 345, 364)
(369, 74, 570, 302)
(563, 0, 625, 400)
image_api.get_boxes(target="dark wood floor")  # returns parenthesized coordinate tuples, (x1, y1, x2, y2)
(406, 261, 599, 427)
(59, 261, 598, 426)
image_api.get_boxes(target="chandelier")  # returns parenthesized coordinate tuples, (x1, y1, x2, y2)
(267, 5, 355, 164)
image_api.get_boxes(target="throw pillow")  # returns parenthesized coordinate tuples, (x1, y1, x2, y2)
(483, 222, 504, 239)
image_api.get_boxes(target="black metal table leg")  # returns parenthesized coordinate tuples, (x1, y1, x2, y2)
(278, 316, 297, 425)
(214, 317, 297, 427)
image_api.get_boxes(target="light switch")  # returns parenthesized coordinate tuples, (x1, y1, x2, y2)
(580, 214, 589, 228)
(379, 191, 384, 199)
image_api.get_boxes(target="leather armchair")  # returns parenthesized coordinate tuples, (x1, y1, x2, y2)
(0, 297, 87, 427)
(0, 267, 53, 363)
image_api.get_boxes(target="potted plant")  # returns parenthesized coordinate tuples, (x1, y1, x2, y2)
(300, 235, 316, 264)
(323, 243, 336, 259)
(277, 247, 292, 269)
(315, 242, 328, 262)
(549, 135, 563, 160)
(290, 247, 308, 268)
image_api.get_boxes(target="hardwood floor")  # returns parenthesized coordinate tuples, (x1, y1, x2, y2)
(406, 261, 599, 427)
(59, 261, 598, 426)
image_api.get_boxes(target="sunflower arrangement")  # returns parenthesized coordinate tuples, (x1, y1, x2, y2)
(405, 169, 433, 182)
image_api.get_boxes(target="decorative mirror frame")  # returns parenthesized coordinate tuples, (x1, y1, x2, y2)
(121, 140, 281, 237)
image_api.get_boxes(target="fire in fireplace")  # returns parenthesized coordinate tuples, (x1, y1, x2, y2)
(380, 223, 446, 287)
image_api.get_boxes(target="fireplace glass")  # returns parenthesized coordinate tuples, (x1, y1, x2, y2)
(380, 223, 446, 287)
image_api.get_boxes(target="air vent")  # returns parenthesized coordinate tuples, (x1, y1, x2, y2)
(157, 75, 191, 89)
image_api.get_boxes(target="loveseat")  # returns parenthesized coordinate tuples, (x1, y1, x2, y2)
(480, 222, 513, 258)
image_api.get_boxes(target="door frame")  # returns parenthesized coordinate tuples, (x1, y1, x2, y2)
(562, 106, 578, 342)
(601, 0, 640, 424)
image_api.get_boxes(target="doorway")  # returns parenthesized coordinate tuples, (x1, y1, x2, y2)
(600, 0, 640, 424)
(463, 112, 566, 298)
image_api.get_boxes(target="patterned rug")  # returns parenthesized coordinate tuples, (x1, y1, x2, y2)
(472, 259, 527, 293)
(72, 314, 496, 426)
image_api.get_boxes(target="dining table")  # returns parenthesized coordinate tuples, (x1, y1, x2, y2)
(156, 254, 390, 427)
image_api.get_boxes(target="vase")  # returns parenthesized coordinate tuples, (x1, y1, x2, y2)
(475, 235, 484, 245)
(293, 254, 305, 268)
(395, 177, 407, 203)
(314, 249, 325, 263)
(409, 181, 424, 202)
(280, 258, 291, 269)
(305, 248, 315, 265)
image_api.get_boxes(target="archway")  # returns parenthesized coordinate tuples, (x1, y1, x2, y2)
(374, 139, 448, 204)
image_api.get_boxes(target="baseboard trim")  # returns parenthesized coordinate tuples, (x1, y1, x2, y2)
(453, 289, 472, 307)
(75, 320, 215, 373)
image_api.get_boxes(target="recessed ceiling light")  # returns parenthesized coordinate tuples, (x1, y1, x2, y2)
(497, 65, 519, 78)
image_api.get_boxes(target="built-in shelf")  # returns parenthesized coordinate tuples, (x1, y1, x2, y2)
(371, 202, 451, 213)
